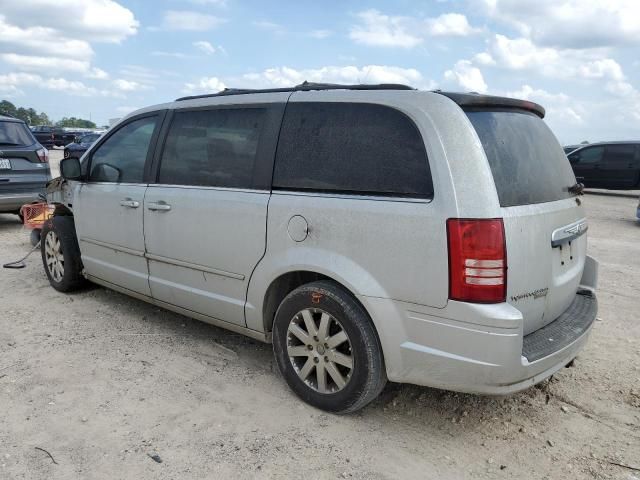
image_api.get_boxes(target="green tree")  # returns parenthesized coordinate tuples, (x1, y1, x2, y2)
(0, 100, 17, 118)
(15, 107, 30, 123)
(56, 117, 97, 129)
(37, 111, 51, 126)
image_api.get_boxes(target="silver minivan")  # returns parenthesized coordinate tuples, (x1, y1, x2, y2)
(44, 83, 598, 413)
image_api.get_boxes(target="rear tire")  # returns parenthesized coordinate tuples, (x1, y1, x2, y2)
(41, 216, 86, 292)
(272, 280, 386, 413)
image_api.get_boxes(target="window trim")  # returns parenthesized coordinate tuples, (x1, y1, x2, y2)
(271, 101, 434, 200)
(84, 110, 167, 185)
(150, 102, 286, 190)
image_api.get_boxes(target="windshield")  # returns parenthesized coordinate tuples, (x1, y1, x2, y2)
(0, 121, 35, 146)
(466, 110, 576, 207)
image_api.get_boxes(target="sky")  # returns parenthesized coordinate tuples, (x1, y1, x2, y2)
(0, 0, 639, 144)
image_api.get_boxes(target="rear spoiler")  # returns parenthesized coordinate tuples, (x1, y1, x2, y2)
(433, 91, 546, 119)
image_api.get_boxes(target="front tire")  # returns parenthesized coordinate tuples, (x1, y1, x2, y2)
(41, 216, 86, 292)
(272, 280, 386, 413)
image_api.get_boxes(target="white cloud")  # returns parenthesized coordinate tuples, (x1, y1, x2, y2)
(0, 16, 93, 58)
(577, 59, 624, 81)
(87, 67, 109, 80)
(0, 71, 123, 97)
(473, 52, 496, 66)
(479, 34, 631, 93)
(183, 77, 227, 94)
(426, 13, 480, 36)
(113, 79, 145, 91)
(444, 60, 488, 92)
(489, 34, 560, 71)
(0, 53, 110, 80)
(0, 2, 135, 90)
(479, 0, 640, 48)
(238, 65, 429, 89)
(349, 9, 479, 47)
(506, 85, 585, 127)
(0, 1, 137, 43)
(163, 10, 225, 31)
(0, 53, 89, 73)
(193, 41, 216, 55)
(349, 10, 422, 48)
(0, 72, 41, 95)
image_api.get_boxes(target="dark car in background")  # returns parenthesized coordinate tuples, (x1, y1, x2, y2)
(0, 115, 50, 218)
(63, 133, 101, 160)
(30, 125, 79, 148)
(568, 141, 640, 190)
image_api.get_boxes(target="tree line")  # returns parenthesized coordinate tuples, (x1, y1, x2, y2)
(0, 99, 96, 128)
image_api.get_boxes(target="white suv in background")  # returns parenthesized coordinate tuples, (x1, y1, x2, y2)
(44, 83, 598, 413)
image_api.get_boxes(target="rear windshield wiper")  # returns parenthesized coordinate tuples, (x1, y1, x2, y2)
(568, 182, 584, 196)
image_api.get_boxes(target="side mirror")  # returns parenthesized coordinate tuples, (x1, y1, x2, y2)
(74, 137, 81, 143)
(60, 157, 82, 180)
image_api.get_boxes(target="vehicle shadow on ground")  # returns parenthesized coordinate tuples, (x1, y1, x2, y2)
(75, 281, 557, 430)
(0, 213, 23, 229)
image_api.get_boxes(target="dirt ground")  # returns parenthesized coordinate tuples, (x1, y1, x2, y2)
(1, 150, 639, 479)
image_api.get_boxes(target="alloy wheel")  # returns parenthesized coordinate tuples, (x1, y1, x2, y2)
(286, 308, 353, 394)
(44, 230, 64, 282)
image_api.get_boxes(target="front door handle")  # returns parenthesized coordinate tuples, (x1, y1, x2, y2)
(147, 202, 171, 212)
(120, 199, 140, 208)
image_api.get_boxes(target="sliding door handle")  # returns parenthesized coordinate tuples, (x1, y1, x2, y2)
(147, 202, 171, 212)
(120, 199, 140, 208)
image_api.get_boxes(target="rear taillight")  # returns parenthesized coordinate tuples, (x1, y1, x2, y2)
(36, 147, 49, 163)
(447, 218, 507, 303)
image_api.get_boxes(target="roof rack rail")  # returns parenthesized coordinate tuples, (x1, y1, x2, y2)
(175, 81, 415, 101)
(0, 110, 17, 119)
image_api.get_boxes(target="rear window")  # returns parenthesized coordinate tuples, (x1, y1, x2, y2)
(0, 121, 35, 146)
(273, 102, 433, 198)
(466, 110, 576, 207)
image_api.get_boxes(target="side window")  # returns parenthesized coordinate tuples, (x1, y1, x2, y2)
(273, 102, 433, 198)
(604, 145, 635, 165)
(158, 108, 266, 188)
(573, 146, 604, 165)
(89, 116, 158, 183)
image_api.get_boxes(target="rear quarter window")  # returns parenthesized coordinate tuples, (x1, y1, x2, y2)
(0, 121, 35, 146)
(466, 110, 576, 207)
(273, 102, 433, 198)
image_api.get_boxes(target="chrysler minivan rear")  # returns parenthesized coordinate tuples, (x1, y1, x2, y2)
(366, 92, 598, 394)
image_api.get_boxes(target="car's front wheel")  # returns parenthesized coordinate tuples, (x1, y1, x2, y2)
(41, 216, 86, 292)
(272, 280, 387, 413)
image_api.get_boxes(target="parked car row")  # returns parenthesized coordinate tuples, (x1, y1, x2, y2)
(30, 125, 78, 148)
(63, 133, 102, 159)
(565, 141, 640, 190)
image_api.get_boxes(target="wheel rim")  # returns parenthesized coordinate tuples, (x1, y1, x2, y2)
(44, 230, 64, 282)
(286, 308, 353, 394)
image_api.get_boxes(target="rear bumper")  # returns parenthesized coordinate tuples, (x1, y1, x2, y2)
(359, 256, 599, 395)
(0, 192, 45, 212)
